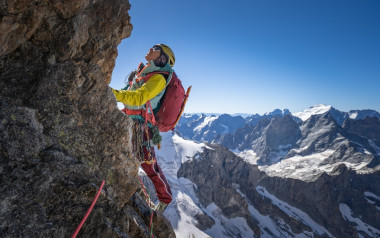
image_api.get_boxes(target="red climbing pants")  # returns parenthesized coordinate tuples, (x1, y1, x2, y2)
(140, 126, 173, 205)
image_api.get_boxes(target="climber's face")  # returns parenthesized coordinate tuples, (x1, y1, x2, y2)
(145, 46, 162, 61)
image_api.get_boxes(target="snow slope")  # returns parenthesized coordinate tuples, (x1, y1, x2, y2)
(364, 191, 380, 212)
(194, 115, 218, 132)
(154, 132, 211, 237)
(339, 203, 380, 237)
(237, 147, 373, 180)
(203, 203, 254, 238)
(256, 186, 334, 237)
(293, 104, 332, 121)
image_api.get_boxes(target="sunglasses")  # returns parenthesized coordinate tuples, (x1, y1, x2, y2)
(152, 45, 162, 51)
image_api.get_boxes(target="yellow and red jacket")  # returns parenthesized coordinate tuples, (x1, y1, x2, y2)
(111, 73, 166, 107)
(111, 61, 174, 122)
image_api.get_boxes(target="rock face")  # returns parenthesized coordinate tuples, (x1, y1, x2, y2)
(0, 1, 174, 237)
(343, 117, 380, 147)
(240, 115, 301, 165)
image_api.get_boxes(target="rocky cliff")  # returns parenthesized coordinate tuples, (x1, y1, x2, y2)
(173, 107, 380, 237)
(215, 111, 380, 175)
(0, 1, 174, 237)
(178, 144, 380, 237)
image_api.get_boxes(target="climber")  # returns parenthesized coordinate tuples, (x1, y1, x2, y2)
(110, 44, 176, 213)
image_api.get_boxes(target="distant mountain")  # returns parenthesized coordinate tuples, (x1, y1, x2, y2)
(246, 108, 291, 126)
(156, 104, 380, 237)
(293, 104, 380, 126)
(293, 104, 333, 121)
(153, 131, 380, 238)
(217, 112, 380, 177)
(178, 109, 292, 142)
(149, 104, 380, 237)
(177, 113, 246, 142)
(180, 105, 380, 167)
(348, 109, 380, 120)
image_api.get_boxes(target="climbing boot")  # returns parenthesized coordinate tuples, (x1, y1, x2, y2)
(136, 188, 155, 209)
(155, 201, 168, 212)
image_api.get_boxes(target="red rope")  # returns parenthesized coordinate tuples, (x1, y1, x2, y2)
(138, 177, 150, 205)
(149, 210, 154, 238)
(71, 180, 105, 238)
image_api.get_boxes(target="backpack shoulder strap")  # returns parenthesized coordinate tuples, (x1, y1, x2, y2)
(142, 71, 173, 88)
(137, 62, 145, 72)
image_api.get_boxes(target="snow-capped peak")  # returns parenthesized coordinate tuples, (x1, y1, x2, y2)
(194, 115, 219, 132)
(264, 108, 290, 116)
(293, 104, 332, 121)
(349, 112, 359, 119)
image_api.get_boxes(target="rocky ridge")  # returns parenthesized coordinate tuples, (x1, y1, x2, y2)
(215, 110, 380, 176)
(172, 105, 380, 237)
(178, 106, 380, 149)
(178, 144, 380, 237)
(0, 1, 174, 237)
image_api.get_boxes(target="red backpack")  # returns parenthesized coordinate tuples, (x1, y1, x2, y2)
(123, 71, 191, 132)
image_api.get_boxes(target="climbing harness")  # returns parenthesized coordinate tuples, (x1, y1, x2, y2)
(131, 119, 162, 162)
(71, 180, 105, 238)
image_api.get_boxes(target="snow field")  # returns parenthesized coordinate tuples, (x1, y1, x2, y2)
(235, 150, 259, 164)
(194, 115, 218, 132)
(364, 191, 380, 212)
(339, 203, 380, 237)
(154, 133, 212, 237)
(237, 147, 372, 181)
(293, 104, 332, 121)
(155, 132, 208, 177)
(258, 149, 335, 180)
(204, 203, 255, 238)
(164, 189, 211, 238)
(256, 186, 334, 237)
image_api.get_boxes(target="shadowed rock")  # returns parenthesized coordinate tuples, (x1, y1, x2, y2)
(0, 0, 175, 237)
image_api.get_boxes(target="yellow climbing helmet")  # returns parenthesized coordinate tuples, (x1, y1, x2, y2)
(157, 44, 175, 67)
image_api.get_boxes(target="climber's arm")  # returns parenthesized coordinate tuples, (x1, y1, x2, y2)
(111, 74, 166, 106)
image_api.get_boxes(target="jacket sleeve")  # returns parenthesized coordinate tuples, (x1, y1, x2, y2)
(111, 74, 166, 106)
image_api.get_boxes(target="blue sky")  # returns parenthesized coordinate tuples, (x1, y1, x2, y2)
(110, 0, 380, 115)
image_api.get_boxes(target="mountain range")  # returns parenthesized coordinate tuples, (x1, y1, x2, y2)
(178, 104, 380, 143)
(4, 1, 378, 237)
(148, 104, 380, 237)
